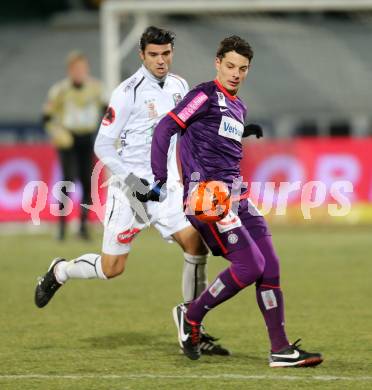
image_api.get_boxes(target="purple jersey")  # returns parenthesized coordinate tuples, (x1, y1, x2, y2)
(152, 79, 247, 193)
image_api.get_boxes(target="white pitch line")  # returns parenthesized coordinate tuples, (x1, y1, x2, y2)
(0, 374, 372, 382)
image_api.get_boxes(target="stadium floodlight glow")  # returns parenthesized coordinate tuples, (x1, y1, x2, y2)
(101, 0, 372, 93)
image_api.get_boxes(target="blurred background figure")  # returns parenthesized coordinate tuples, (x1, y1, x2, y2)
(43, 51, 105, 240)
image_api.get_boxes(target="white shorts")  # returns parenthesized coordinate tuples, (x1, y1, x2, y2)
(102, 180, 190, 255)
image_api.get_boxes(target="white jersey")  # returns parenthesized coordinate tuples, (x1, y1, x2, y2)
(98, 65, 189, 183)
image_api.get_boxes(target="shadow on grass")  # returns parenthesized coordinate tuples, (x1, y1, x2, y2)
(30, 345, 55, 350)
(81, 331, 174, 350)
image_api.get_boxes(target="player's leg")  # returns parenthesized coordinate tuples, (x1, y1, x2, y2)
(235, 204, 290, 353)
(174, 212, 266, 359)
(55, 252, 129, 282)
(172, 225, 208, 303)
(149, 187, 231, 356)
(175, 245, 265, 359)
(185, 225, 265, 324)
(56, 178, 136, 280)
(148, 184, 210, 304)
(252, 232, 322, 367)
(34, 251, 130, 309)
(252, 234, 289, 353)
(35, 181, 144, 308)
(240, 198, 322, 366)
(171, 224, 231, 356)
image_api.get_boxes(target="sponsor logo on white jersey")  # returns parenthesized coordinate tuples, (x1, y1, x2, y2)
(173, 93, 182, 106)
(145, 98, 158, 119)
(102, 106, 115, 126)
(124, 76, 137, 92)
(218, 116, 244, 142)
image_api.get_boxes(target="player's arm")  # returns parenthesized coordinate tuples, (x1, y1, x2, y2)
(94, 85, 134, 179)
(149, 88, 209, 201)
(94, 85, 151, 199)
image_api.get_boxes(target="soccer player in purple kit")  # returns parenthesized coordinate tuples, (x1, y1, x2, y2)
(148, 36, 323, 367)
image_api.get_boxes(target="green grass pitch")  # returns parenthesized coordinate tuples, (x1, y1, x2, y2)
(0, 225, 371, 389)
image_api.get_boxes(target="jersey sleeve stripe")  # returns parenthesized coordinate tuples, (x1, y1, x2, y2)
(168, 111, 187, 129)
(133, 76, 145, 102)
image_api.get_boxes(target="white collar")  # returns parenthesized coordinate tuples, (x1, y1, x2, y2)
(140, 64, 167, 85)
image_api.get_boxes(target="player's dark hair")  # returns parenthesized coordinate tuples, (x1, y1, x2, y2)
(139, 26, 176, 51)
(216, 35, 254, 62)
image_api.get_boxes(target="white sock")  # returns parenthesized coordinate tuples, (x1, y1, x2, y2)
(182, 253, 208, 303)
(55, 254, 107, 283)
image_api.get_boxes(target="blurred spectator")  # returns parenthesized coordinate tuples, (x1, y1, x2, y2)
(329, 119, 351, 137)
(43, 51, 105, 240)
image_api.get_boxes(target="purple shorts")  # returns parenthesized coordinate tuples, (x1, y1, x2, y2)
(187, 198, 271, 257)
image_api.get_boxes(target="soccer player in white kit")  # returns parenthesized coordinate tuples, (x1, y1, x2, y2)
(35, 26, 229, 356)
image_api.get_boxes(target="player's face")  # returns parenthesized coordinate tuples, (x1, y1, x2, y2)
(140, 43, 173, 79)
(67, 59, 90, 85)
(215, 51, 250, 94)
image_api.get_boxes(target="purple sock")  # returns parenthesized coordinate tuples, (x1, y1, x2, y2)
(256, 285, 289, 352)
(253, 235, 290, 352)
(186, 243, 265, 324)
(186, 267, 242, 324)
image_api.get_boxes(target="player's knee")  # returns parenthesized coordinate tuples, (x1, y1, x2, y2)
(256, 235, 281, 278)
(257, 257, 280, 287)
(173, 226, 209, 256)
(184, 235, 208, 256)
(186, 243, 209, 257)
(234, 252, 265, 286)
(101, 254, 128, 278)
(256, 275, 281, 289)
(106, 262, 126, 278)
(270, 254, 280, 280)
(257, 253, 266, 276)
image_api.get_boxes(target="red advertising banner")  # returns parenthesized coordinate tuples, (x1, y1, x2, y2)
(1, 139, 372, 222)
(0, 144, 106, 222)
(241, 138, 372, 204)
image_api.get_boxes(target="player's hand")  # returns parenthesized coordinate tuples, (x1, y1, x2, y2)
(146, 180, 167, 202)
(125, 173, 150, 202)
(243, 123, 263, 139)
